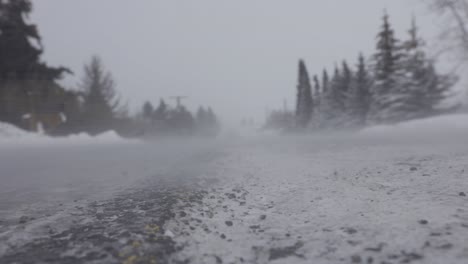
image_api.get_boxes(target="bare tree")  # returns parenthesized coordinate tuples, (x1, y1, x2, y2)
(427, 0, 468, 62)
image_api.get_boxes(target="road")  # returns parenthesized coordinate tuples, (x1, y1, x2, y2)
(0, 139, 223, 263)
(1, 133, 468, 264)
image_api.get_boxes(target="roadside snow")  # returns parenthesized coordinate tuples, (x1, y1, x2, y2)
(361, 114, 468, 137)
(0, 122, 135, 147)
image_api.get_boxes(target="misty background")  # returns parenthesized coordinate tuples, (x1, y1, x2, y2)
(31, 0, 442, 126)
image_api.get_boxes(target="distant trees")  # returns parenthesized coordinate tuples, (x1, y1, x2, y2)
(138, 100, 220, 138)
(196, 106, 220, 137)
(75, 55, 221, 138)
(264, 109, 294, 131)
(290, 12, 456, 132)
(0, 0, 221, 139)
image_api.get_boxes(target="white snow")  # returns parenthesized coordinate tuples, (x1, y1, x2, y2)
(167, 114, 468, 263)
(361, 114, 468, 137)
(0, 122, 136, 147)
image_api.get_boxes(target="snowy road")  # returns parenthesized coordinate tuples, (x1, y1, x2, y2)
(0, 140, 224, 263)
(167, 133, 468, 264)
(1, 123, 468, 263)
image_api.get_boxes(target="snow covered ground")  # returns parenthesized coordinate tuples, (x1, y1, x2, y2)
(1, 115, 468, 263)
(165, 114, 468, 264)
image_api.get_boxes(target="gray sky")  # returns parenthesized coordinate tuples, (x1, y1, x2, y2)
(31, 0, 439, 126)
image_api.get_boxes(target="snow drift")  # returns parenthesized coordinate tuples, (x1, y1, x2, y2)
(360, 113, 468, 139)
(0, 122, 135, 147)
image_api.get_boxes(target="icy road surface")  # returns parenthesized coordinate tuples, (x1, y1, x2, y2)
(166, 134, 468, 264)
(1, 123, 468, 263)
(0, 139, 224, 263)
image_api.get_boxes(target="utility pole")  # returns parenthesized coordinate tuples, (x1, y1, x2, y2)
(170, 96, 188, 109)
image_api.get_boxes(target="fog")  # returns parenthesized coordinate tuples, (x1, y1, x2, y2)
(0, 139, 222, 212)
(31, 0, 436, 125)
(3, 0, 468, 263)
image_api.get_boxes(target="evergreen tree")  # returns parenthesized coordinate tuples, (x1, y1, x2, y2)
(318, 69, 330, 129)
(313, 75, 321, 105)
(142, 101, 154, 120)
(0, 0, 69, 80)
(401, 18, 456, 118)
(154, 99, 168, 121)
(339, 60, 353, 110)
(348, 54, 372, 127)
(295, 59, 313, 128)
(321, 66, 344, 128)
(206, 107, 219, 129)
(341, 61, 353, 94)
(399, 17, 431, 120)
(422, 64, 456, 115)
(311, 75, 321, 128)
(196, 106, 207, 125)
(0, 0, 72, 129)
(322, 69, 330, 94)
(167, 105, 195, 135)
(80, 56, 120, 134)
(369, 12, 408, 124)
(206, 107, 221, 136)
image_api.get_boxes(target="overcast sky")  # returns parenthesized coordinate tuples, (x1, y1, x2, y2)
(31, 0, 440, 126)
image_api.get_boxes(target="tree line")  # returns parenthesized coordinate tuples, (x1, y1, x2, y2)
(0, 0, 220, 138)
(138, 99, 220, 138)
(267, 13, 458, 131)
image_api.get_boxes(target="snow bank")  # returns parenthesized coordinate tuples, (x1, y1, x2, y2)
(0, 122, 136, 147)
(360, 114, 468, 139)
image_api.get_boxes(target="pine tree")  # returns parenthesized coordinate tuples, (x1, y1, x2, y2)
(318, 69, 330, 129)
(339, 61, 353, 110)
(142, 101, 154, 120)
(313, 75, 321, 105)
(0, 0, 71, 129)
(426, 64, 456, 113)
(322, 69, 330, 94)
(369, 12, 408, 124)
(206, 107, 220, 136)
(341, 61, 353, 94)
(196, 106, 207, 125)
(311, 75, 321, 129)
(154, 99, 168, 121)
(80, 56, 120, 134)
(167, 105, 195, 135)
(402, 18, 456, 118)
(0, 0, 69, 80)
(206, 107, 219, 128)
(295, 60, 313, 128)
(348, 54, 372, 127)
(321, 66, 344, 128)
(398, 17, 430, 120)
